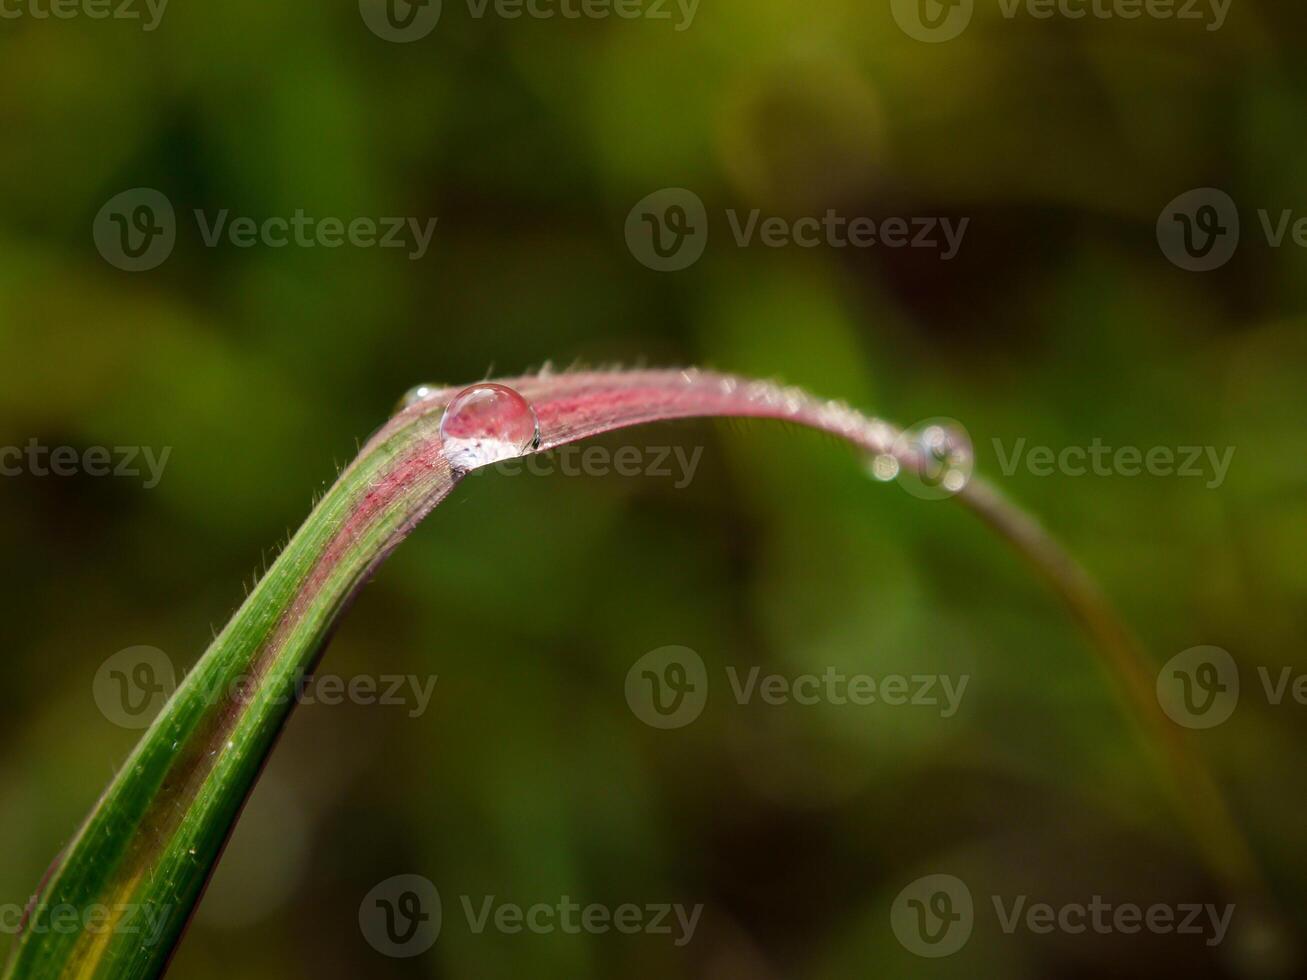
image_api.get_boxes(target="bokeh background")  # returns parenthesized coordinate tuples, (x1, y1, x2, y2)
(3, 0, 1307, 976)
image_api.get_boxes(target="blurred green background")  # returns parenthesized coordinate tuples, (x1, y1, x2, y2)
(3, 0, 1307, 976)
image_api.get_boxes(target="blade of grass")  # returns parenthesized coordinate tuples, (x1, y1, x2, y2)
(956, 477, 1262, 898)
(3, 368, 1272, 979)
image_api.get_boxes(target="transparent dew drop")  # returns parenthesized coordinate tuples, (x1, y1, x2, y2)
(440, 383, 540, 472)
(941, 469, 968, 493)
(869, 453, 901, 482)
(394, 383, 443, 415)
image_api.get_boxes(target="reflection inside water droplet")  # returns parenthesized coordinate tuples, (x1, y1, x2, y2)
(440, 383, 540, 472)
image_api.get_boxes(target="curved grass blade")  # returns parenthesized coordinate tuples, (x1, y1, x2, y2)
(2, 368, 1271, 979)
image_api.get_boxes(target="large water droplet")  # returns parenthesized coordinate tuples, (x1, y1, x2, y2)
(394, 383, 443, 415)
(440, 383, 540, 472)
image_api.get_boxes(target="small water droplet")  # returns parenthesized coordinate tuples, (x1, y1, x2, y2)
(394, 383, 443, 415)
(440, 383, 540, 472)
(869, 453, 900, 481)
